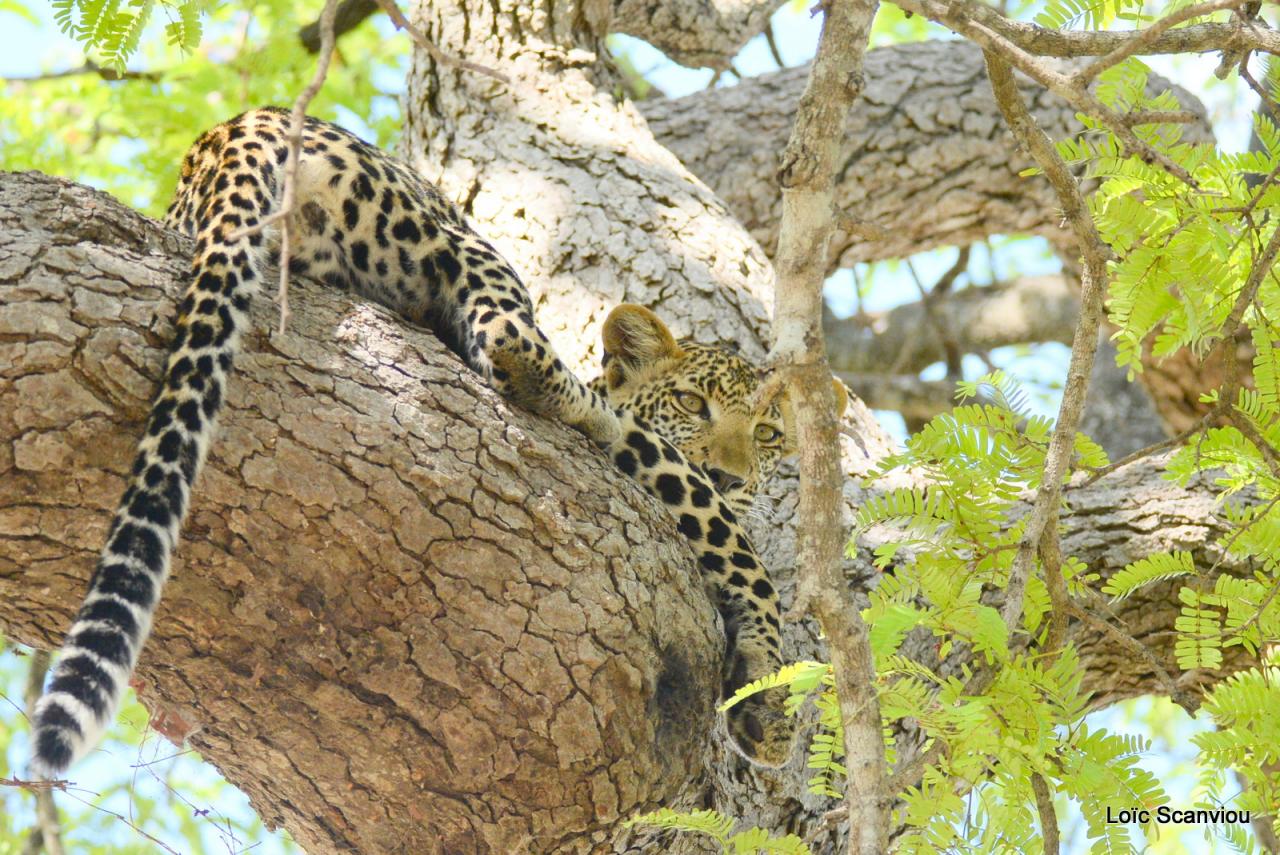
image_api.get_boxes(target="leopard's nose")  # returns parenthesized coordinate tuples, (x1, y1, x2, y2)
(707, 467, 745, 494)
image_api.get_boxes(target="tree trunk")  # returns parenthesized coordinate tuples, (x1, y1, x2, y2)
(0, 172, 723, 853)
(0, 170, 1253, 853)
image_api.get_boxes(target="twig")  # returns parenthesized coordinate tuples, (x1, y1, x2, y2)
(372, 0, 509, 85)
(1122, 109, 1202, 125)
(764, 20, 787, 68)
(906, 246, 969, 378)
(23, 651, 65, 855)
(765, 2, 888, 853)
(1068, 597, 1199, 715)
(891, 0, 1280, 61)
(1073, 0, 1246, 84)
(1039, 525, 1069, 658)
(984, 51, 1112, 638)
(1030, 771, 1060, 855)
(2, 59, 162, 83)
(277, 0, 340, 335)
(226, 0, 340, 333)
(1072, 404, 1222, 488)
(1240, 66, 1280, 123)
(59, 789, 184, 855)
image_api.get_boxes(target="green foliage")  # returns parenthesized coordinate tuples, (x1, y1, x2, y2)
(844, 47, 1280, 854)
(720, 661, 848, 798)
(625, 808, 811, 854)
(49, 0, 209, 70)
(1032, 0, 1217, 30)
(1, 0, 406, 216)
(1102, 551, 1194, 601)
(1194, 663, 1280, 832)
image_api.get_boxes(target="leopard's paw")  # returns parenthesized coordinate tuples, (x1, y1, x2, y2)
(725, 687, 794, 768)
(722, 644, 795, 768)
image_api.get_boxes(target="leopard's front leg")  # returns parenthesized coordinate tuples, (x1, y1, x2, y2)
(606, 411, 795, 768)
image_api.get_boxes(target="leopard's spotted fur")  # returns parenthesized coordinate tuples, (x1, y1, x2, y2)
(31, 107, 808, 777)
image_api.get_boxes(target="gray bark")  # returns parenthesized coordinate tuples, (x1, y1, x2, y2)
(399, 0, 775, 379)
(0, 171, 1255, 855)
(641, 41, 1208, 268)
(825, 274, 1078, 376)
(610, 0, 785, 69)
(826, 273, 1167, 455)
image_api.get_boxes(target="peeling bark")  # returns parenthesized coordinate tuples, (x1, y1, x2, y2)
(0, 171, 1256, 854)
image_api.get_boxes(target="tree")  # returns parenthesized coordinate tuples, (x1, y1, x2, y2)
(1, 1, 1278, 854)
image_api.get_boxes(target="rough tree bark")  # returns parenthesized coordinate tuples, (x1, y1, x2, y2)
(0, 171, 1254, 854)
(641, 41, 1209, 270)
(0, 173, 725, 854)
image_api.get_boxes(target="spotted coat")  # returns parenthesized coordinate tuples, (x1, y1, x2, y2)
(31, 107, 799, 776)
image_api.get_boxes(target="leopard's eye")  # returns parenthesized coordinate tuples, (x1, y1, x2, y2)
(754, 424, 782, 444)
(676, 390, 707, 416)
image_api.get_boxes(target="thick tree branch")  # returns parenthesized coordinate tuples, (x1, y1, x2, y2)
(298, 0, 377, 52)
(0, 171, 723, 854)
(825, 274, 1077, 375)
(641, 41, 1210, 267)
(983, 48, 1112, 649)
(611, 0, 785, 69)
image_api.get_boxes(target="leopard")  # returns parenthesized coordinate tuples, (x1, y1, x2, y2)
(30, 106, 844, 779)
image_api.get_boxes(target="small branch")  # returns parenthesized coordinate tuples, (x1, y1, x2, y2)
(1240, 66, 1280, 124)
(372, 0, 509, 84)
(763, 20, 787, 68)
(1039, 526, 1069, 658)
(1072, 407, 1216, 488)
(1206, 219, 1280, 367)
(278, 0, 340, 335)
(1068, 598, 1200, 715)
(23, 651, 65, 855)
(984, 50, 1112, 637)
(2, 59, 162, 83)
(907, 246, 969, 377)
(1073, 0, 1246, 84)
(891, 0, 1280, 61)
(1122, 109, 1202, 125)
(766, 2, 888, 853)
(1030, 771, 1060, 855)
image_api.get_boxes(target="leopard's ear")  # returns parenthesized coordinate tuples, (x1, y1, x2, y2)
(779, 377, 849, 455)
(601, 304, 684, 388)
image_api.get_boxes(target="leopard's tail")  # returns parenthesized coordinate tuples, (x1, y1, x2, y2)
(30, 111, 280, 777)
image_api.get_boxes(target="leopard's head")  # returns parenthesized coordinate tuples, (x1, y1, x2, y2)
(599, 304, 847, 515)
